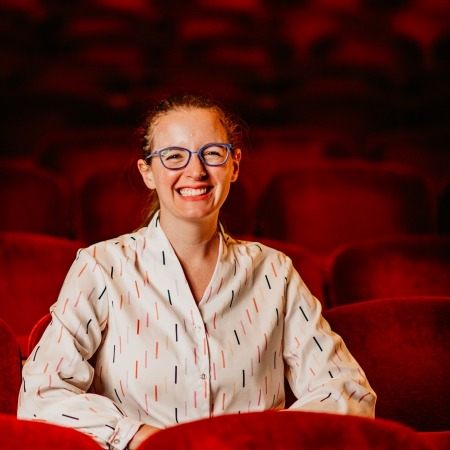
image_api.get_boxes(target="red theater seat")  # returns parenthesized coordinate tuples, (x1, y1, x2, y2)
(328, 234, 450, 306)
(0, 232, 84, 356)
(73, 165, 149, 243)
(0, 163, 72, 237)
(0, 319, 21, 414)
(323, 297, 450, 431)
(254, 160, 434, 255)
(0, 414, 102, 449)
(141, 410, 432, 450)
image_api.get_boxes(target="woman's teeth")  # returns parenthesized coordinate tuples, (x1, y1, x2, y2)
(179, 187, 209, 197)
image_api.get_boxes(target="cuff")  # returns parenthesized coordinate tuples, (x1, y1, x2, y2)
(108, 417, 144, 450)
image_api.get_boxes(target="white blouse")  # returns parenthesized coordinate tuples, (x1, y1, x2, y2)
(18, 213, 376, 449)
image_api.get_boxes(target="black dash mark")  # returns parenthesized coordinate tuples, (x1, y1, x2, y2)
(265, 275, 271, 289)
(299, 306, 309, 321)
(98, 286, 107, 300)
(234, 330, 240, 345)
(313, 336, 323, 352)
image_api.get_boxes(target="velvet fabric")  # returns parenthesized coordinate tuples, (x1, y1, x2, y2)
(0, 319, 21, 414)
(142, 410, 433, 450)
(323, 297, 450, 431)
(0, 231, 85, 356)
(0, 163, 71, 237)
(0, 414, 102, 449)
(254, 160, 434, 255)
(328, 234, 450, 306)
(73, 166, 149, 243)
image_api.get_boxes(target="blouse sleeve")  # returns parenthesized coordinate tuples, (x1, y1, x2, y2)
(18, 249, 143, 450)
(282, 259, 377, 417)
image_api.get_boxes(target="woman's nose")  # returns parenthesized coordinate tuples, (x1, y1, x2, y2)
(185, 153, 207, 178)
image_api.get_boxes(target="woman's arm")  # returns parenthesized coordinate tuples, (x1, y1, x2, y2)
(18, 249, 144, 450)
(282, 262, 377, 417)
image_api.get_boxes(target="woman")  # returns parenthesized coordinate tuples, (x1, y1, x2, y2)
(18, 93, 376, 449)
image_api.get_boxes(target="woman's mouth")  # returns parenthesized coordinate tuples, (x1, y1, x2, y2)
(178, 187, 210, 197)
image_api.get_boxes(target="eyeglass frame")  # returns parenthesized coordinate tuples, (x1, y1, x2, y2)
(145, 142, 232, 170)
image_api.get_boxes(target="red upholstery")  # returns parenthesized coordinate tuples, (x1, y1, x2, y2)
(323, 297, 450, 431)
(364, 127, 450, 194)
(35, 127, 138, 186)
(73, 166, 149, 243)
(142, 410, 431, 450)
(0, 163, 71, 237)
(254, 160, 434, 255)
(0, 319, 21, 414)
(0, 232, 84, 356)
(0, 414, 102, 449)
(438, 178, 450, 234)
(328, 234, 450, 306)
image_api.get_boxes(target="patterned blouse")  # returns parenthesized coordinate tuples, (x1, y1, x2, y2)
(18, 213, 376, 449)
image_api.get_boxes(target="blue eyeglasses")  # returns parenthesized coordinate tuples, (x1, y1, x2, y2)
(145, 143, 232, 170)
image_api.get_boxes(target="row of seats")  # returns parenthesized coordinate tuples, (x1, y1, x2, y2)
(1, 230, 449, 357)
(2, 296, 449, 435)
(2, 156, 449, 247)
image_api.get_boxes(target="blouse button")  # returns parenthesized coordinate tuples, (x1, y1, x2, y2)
(200, 373, 207, 380)
(113, 439, 120, 445)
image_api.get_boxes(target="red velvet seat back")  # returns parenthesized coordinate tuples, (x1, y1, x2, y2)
(0, 232, 84, 356)
(328, 234, 450, 306)
(0, 163, 71, 237)
(0, 319, 21, 414)
(0, 414, 102, 449)
(323, 297, 450, 431)
(141, 410, 431, 450)
(255, 161, 434, 255)
(73, 165, 149, 243)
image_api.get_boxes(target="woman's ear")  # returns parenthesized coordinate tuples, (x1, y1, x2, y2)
(137, 159, 156, 189)
(230, 148, 241, 182)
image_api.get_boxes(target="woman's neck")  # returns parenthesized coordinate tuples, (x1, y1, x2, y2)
(159, 212, 220, 261)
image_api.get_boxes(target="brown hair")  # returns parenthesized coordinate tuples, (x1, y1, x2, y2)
(137, 91, 245, 227)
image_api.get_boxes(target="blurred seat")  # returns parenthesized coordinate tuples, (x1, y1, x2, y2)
(328, 234, 450, 307)
(0, 231, 84, 356)
(324, 296, 450, 431)
(0, 413, 103, 449)
(254, 160, 434, 255)
(438, 178, 450, 234)
(278, 87, 401, 144)
(73, 165, 149, 243)
(141, 409, 431, 449)
(0, 163, 72, 237)
(0, 319, 21, 414)
(236, 236, 327, 307)
(364, 127, 450, 194)
(34, 126, 139, 186)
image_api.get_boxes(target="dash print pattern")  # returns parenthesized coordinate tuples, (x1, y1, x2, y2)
(18, 213, 376, 450)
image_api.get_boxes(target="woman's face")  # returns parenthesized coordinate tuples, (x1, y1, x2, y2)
(138, 107, 240, 226)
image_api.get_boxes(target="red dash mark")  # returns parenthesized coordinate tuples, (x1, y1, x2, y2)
(253, 298, 259, 313)
(136, 319, 140, 335)
(271, 262, 277, 277)
(216, 278, 223, 294)
(135, 361, 139, 379)
(135, 280, 140, 299)
(154, 385, 158, 402)
(78, 263, 87, 277)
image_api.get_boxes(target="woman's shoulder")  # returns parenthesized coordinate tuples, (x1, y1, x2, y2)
(82, 227, 151, 260)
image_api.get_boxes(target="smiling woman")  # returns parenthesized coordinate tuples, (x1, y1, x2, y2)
(18, 92, 376, 450)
